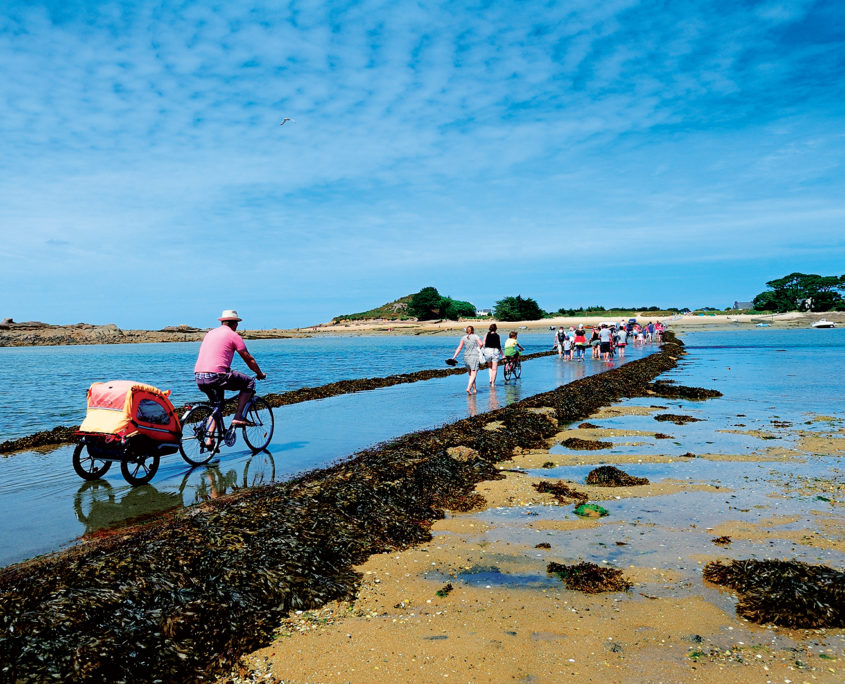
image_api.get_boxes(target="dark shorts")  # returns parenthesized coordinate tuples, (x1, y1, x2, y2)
(600, 342, 611, 353)
(195, 370, 255, 403)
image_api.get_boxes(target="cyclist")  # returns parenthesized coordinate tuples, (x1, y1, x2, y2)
(194, 309, 266, 428)
(503, 330, 524, 370)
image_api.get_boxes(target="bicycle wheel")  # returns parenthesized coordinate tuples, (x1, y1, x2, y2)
(242, 397, 274, 451)
(72, 441, 112, 480)
(514, 358, 522, 379)
(179, 405, 219, 466)
(120, 452, 160, 486)
(503, 359, 513, 382)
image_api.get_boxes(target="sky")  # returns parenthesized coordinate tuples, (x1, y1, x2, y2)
(1, 0, 844, 329)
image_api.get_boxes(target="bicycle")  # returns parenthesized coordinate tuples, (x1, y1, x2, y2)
(502, 354, 522, 381)
(179, 391, 275, 466)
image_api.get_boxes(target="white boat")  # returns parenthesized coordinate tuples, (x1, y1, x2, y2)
(811, 319, 837, 328)
(755, 323, 771, 327)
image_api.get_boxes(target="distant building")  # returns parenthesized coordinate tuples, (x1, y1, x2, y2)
(476, 309, 492, 317)
(733, 301, 753, 310)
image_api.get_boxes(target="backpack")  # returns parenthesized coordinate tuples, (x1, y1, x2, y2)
(557, 330, 566, 343)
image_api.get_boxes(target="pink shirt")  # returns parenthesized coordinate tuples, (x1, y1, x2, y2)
(194, 325, 247, 373)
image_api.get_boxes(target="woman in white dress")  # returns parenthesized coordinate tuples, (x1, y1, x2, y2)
(451, 325, 484, 394)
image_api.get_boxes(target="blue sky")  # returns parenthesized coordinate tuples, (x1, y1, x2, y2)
(1, 0, 844, 328)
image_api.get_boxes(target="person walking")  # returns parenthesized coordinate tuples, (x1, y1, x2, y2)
(451, 325, 484, 394)
(599, 324, 612, 362)
(573, 326, 587, 361)
(481, 323, 503, 385)
(616, 326, 627, 358)
(554, 326, 566, 358)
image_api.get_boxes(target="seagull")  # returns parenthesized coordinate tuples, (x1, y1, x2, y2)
(280, 117, 295, 126)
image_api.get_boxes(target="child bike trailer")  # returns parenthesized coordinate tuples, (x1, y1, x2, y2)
(73, 380, 181, 486)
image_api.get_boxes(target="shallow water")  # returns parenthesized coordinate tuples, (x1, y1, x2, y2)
(0, 333, 557, 440)
(0, 341, 655, 568)
(438, 328, 845, 599)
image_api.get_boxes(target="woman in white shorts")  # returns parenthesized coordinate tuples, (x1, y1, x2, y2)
(482, 323, 503, 385)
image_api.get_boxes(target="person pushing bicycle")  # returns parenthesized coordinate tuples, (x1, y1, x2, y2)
(194, 309, 266, 427)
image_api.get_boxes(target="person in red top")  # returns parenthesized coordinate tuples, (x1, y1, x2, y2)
(194, 309, 266, 426)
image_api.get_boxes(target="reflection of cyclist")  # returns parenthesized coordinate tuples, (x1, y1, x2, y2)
(194, 310, 266, 427)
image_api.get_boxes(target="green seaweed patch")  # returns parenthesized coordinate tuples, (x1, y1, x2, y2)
(435, 583, 453, 598)
(585, 466, 649, 487)
(573, 503, 608, 518)
(546, 561, 631, 593)
(533, 481, 588, 503)
(560, 437, 612, 450)
(541, 461, 556, 469)
(703, 559, 845, 628)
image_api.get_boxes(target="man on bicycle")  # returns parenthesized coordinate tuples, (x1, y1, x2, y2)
(194, 309, 266, 426)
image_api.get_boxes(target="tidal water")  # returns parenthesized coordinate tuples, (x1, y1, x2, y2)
(2, 333, 559, 440)
(0, 333, 655, 567)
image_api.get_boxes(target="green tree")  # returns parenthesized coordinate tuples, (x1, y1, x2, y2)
(440, 298, 476, 319)
(494, 295, 544, 321)
(408, 287, 476, 320)
(408, 286, 443, 320)
(752, 273, 845, 312)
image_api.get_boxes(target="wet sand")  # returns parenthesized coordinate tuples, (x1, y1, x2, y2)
(232, 407, 844, 683)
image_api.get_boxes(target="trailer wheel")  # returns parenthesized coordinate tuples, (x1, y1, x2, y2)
(72, 441, 112, 481)
(120, 452, 160, 486)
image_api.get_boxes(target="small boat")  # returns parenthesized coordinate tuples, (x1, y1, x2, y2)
(811, 319, 837, 328)
(755, 323, 771, 327)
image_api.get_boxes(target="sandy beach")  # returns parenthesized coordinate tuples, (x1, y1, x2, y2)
(2, 312, 842, 347)
(231, 382, 844, 682)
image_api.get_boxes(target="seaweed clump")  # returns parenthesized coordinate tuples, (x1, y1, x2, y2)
(533, 480, 588, 503)
(586, 465, 649, 486)
(654, 413, 702, 425)
(703, 560, 845, 628)
(560, 437, 612, 451)
(647, 382, 722, 400)
(547, 561, 632, 593)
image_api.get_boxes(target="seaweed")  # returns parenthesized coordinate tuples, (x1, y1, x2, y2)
(546, 561, 632, 593)
(560, 437, 612, 451)
(703, 560, 844, 628)
(577, 422, 600, 429)
(653, 414, 703, 425)
(585, 466, 649, 487)
(711, 536, 731, 546)
(647, 382, 722, 400)
(0, 334, 685, 681)
(533, 480, 588, 503)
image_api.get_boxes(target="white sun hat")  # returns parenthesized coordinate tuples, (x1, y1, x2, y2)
(218, 309, 243, 321)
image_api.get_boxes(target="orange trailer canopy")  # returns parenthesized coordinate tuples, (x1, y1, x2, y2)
(79, 380, 180, 440)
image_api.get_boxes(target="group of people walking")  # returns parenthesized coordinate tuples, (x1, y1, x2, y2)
(452, 319, 665, 393)
(554, 320, 663, 362)
(451, 324, 523, 394)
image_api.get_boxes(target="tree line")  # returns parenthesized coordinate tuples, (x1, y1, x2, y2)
(752, 273, 845, 313)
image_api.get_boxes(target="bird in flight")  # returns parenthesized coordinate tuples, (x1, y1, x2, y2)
(280, 118, 295, 126)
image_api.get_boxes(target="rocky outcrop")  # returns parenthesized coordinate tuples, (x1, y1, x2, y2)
(0, 322, 302, 347)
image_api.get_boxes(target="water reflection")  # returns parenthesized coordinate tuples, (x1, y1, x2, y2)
(73, 449, 277, 535)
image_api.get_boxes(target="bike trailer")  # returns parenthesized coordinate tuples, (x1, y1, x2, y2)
(78, 380, 181, 441)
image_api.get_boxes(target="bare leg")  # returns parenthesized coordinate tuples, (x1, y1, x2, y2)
(489, 359, 498, 384)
